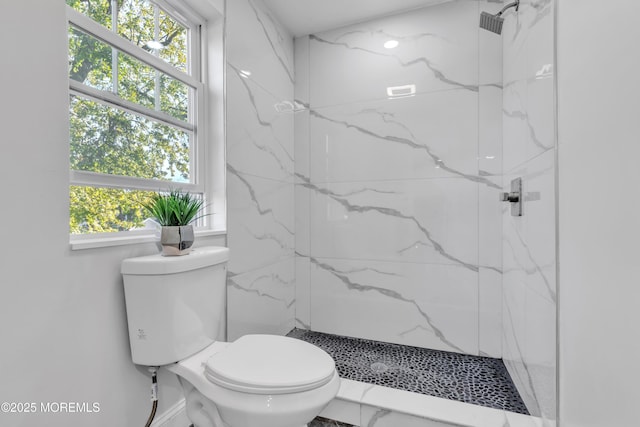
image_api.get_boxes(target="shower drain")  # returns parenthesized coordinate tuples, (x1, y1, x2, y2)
(370, 362, 389, 373)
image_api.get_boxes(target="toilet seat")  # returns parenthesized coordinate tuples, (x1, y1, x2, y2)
(204, 335, 336, 395)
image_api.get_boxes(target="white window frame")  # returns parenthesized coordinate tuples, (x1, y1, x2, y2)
(67, 0, 210, 245)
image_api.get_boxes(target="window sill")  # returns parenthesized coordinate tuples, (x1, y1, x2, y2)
(69, 228, 226, 251)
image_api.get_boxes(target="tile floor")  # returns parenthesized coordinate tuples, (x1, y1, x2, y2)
(289, 329, 528, 415)
(308, 416, 354, 427)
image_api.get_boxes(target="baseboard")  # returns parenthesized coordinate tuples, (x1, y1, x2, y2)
(151, 399, 189, 427)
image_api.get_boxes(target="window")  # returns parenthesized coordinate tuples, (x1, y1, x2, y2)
(66, 0, 205, 235)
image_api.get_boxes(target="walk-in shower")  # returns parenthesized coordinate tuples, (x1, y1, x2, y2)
(480, 0, 520, 34)
(226, 0, 557, 424)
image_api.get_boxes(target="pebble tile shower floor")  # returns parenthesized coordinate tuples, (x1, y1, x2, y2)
(288, 329, 529, 415)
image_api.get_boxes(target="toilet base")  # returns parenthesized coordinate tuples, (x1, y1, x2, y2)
(177, 374, 336, 427)
(180, 377, 228, 427)
(166, 341, 340, 427)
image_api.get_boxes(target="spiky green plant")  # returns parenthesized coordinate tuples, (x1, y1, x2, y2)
(142, 189, 204, 226)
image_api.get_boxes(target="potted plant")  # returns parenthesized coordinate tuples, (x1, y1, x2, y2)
(143, 189, 204, 256)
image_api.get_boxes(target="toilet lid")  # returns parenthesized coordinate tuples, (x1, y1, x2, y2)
(204, 335, 336, 395)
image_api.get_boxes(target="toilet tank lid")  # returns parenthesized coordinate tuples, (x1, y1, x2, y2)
(121, 246, 229, 275)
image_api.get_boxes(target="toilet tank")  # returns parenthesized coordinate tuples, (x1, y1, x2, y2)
(121, 246, 229, 366)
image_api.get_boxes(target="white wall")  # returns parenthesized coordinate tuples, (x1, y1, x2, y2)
(500, 0, 557, 421)
(557, 1, 640, 426)
(0, 1, 224, 426)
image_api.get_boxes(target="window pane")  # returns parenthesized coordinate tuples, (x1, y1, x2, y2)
(117, 51, 155, 110)
(67, 0, 189, 73)
(66, 0, 112, 29)
(118, 51, 189, 120)
(70, 186, 156, 234)
(118, 0, 188, 73)
(69, 26, 113, 91)
(69, 26, 190, 121)
(159, 74, 189, 121)
(117, 0, 155, 48)
(70, 187, 205, 234)
(69, 95, 191, 182)
(68, 0, 200, 236)
(158, 9, 188, 73)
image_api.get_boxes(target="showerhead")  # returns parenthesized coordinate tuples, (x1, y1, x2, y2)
(479, 0, 520, 35)
(480, 11, 504, 34)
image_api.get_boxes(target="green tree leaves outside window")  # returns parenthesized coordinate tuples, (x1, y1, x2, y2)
(67, 0, 194, 233)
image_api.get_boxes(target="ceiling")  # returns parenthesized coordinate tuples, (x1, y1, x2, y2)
(262, 0, 452, 37)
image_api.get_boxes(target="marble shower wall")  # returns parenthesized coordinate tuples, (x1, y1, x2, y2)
(501, 0, 556, 422)
(295, 1, 504, 357)
(226, 0, 296, 340)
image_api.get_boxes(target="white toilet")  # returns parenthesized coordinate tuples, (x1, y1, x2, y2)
(121, 246, 340, 427)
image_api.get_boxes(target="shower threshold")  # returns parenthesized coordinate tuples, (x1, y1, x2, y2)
(288, 329, 541, 427)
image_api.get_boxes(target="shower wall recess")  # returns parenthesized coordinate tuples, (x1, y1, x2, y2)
(225, 0, 556, 421)
(226, 0, 296, 340)
(295, 0, 504, 358)
(501, 0, 557, 423)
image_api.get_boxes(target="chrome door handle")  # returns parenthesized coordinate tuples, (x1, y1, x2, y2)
(500, 192, 520, 203)
(501, 178, 523, 216)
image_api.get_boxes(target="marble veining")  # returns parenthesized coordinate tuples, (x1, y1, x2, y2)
(501, 0, 556, 419)
(228, 63, 279, 121)
(227, 273, 294, 308)
(228, 63, 295, 163)
(309, 34, 478, 93)
(308, 256, 479, 354)
(227, 170, 294, 275)
(334, 29, 446, 44)
(502, 107, 553, 152)
(242, 224, 293, 252)
(309, 108, 500, 190)
(295, 317, 311, 330)
(298, 173, 479, 272)
(238, 130, 293, 179)
(364, 409, 391, 427)
(528, 0, 552, 29)
(293, 0, 504, 357)
(309, 256, 464, 353)
(502, 303, 542, 415)
(227, 258, 296, 339)
(288, 329, 529, 415)
(227, 164, 294, 236)
(246, 0, 294, 84)
(501, 154, 556, 421)
(226, 0, 296, 338)
(504, 222, 556, 303)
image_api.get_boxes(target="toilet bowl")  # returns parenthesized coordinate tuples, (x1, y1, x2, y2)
(167, 335, 340, 427)
(121, 247, 340, 427)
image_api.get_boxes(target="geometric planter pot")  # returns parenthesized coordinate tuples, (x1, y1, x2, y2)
(160, 225, 194, 256)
